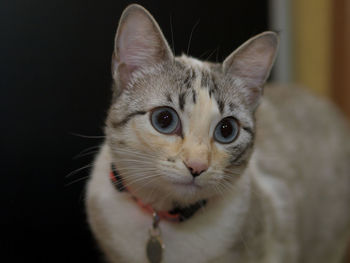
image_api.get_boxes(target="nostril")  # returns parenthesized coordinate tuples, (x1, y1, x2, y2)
(188, 167, 201, 177)
(183, 160, 208, 178)
(191, 170, 202, 178)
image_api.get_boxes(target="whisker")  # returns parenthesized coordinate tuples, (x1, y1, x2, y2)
(142, 183, 158, 204)
(204, 46, 219, 62)
(115, 161, 156, 167)
(115, 158, 157, 164)
(116, 155, 157, 161)
(115, 149, 162, 159)
(120, 171, 161, 179)
(216, 182, 226, 198)
(125, 175, 162, 194)
(65, 175, 90, 187)
(116, 146, 165, 155)
(218, 181, 234, 194)
(130, 177, 160, 194)
(73, 150, 99, 159)
(169, 13, 175, 54)
(186, 19, 200, 55)
(114, 165, 159, 172)
(65, 164, 93, 178)
(213, 184, 223, 198)
(198, 49, 212, 60)
(73, 145, 101, 159)
(123, 171, 162, 180)
(70, 132, 105, 139)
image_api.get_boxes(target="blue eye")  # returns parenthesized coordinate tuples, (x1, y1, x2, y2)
(150, 107, 180, 135)
(214, 117, 239, 144)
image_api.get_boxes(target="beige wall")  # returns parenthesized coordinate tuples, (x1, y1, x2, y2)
(292, 0, 332, 96)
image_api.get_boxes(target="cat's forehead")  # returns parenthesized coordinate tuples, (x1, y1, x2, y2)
(115, 54, 252, 127)
(173, 56, 249, 117)
(177, 55, 211, 70)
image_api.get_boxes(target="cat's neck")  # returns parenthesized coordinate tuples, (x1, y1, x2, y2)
(121, 180, 177, 211)
(120, 176, 209, 212)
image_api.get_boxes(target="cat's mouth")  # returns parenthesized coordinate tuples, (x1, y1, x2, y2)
(172, 180, 202, 190)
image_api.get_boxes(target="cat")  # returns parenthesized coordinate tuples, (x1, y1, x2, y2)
(86, 4, 350, 263)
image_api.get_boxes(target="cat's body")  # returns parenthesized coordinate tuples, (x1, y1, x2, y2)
(86, 4, 350, 263)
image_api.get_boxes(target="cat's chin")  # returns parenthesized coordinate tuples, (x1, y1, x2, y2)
(171, 181, 202, 197)
(172, 180, 201, 189)
(166, 181, 216, 205)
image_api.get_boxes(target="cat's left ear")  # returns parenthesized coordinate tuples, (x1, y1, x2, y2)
(223, 32, 279, 109)
(112, 4, 173, 89)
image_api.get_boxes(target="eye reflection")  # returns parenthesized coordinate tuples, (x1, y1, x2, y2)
(214, 117, 239, 144)
(150, 107, 180, 135)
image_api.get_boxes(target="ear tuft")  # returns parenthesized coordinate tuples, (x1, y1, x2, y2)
(223, 32, 279, 109)
(112, 4, 173, 88)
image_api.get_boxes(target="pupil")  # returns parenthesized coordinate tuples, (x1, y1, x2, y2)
(157, 111, 172, 128)
(221, 121, 233, 138)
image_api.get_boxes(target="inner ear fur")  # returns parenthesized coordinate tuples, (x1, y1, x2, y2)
(112, 4, 173, 89)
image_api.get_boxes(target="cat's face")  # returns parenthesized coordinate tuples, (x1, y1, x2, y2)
(105, 4, 278, 205)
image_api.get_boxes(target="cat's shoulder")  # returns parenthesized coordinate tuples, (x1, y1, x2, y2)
(260, 83, 349, 131)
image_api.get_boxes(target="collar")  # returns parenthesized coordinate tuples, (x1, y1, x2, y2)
(110, 164, 207, 223)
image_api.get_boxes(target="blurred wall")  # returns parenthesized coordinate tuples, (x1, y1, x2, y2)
(291, 1, 350, 258)
(270, 0, 350, 119)
(292, 0, 332, 96)
(332, 0, 350, 119)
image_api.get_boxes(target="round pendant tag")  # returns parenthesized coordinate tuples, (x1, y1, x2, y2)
(146, 235, 163, 263)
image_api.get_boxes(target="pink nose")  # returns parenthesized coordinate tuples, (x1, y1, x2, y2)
(184, 160, 208, 177)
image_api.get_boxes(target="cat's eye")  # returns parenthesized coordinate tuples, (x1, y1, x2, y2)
(150, 107, 180, 135)
(214, 117, 239, 144)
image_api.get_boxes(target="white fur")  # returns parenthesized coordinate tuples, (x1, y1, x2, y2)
(86, 85, 350, 262)
(87, 144, 254, 263)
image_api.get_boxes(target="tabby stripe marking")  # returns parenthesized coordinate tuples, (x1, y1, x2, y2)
(231, 141, 253, 165)
(217, 100, 225, 114)
(183, 68, 195, 89)
(242, 126, 254, 138)
(192, 89, 197, 103)
(112, 111, 147, 128)
(179, 92, 186, 111)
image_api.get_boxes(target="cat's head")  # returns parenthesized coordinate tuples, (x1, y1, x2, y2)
(106, 4, 278, 207)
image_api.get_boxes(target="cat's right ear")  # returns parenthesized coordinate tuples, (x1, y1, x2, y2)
(112, 4, 173, 89)
(223, 32, 279, 110)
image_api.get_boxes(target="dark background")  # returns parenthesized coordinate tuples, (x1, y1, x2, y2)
(1, 0, 268, 261)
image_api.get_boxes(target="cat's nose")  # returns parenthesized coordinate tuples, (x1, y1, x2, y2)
(184, 160, 208, 177)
